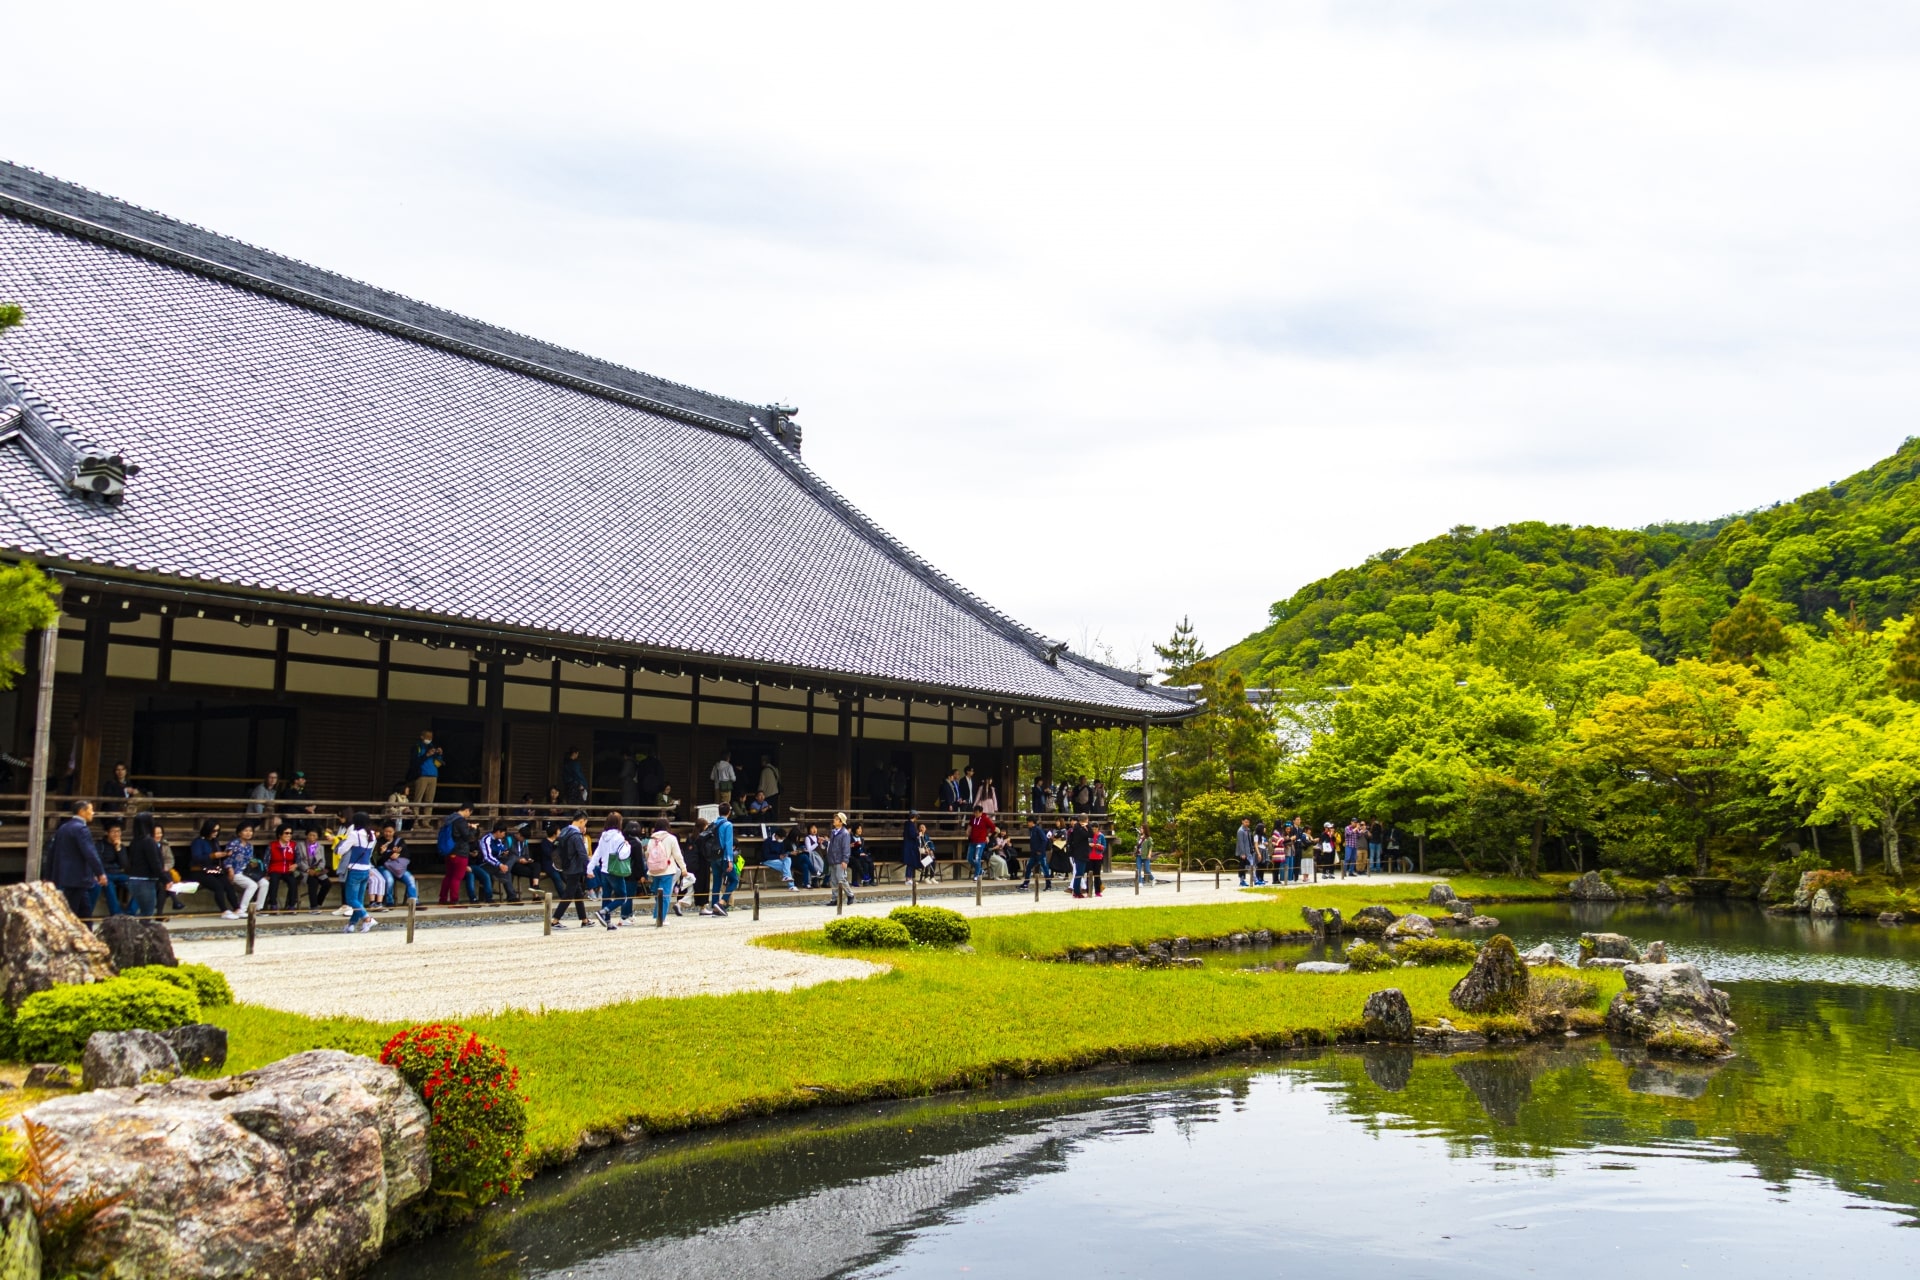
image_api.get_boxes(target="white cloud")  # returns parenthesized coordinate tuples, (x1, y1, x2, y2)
(8, 0, 1918, 661)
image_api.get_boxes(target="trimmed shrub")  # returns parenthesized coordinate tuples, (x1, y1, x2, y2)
(381, 1023, 528, 1205)
(888, 905, 971, 946)
(1174, 791, 1277, 864)
(824, 917, 913, 949)
(1342, 941, 1396, 973)
(1393, 937, 1478, 967)
(119, 963, 233, 1009)
(14, 976, 198, 1062)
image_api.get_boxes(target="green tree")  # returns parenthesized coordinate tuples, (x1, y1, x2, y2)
(1572, 660, 1770, 877)
(1153, 616, 1206, 685)
(1151, 660, 1280, 818)
(1889, 615, 1920, 701)
(1710, 594, 1790, 667)
(1764, 700, 1918, 875)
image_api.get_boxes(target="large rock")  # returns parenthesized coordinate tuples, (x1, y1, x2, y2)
(1427, 883, 1458, 905)
(1300, 907, 1343, 935)
(164, 1024, 229, 1073)
(97, 915, 177, 971)
(1606, 962, 1737, 1056)
(0, 1184, 38, 1280)
(1384, 913, 1435, 940)
(1520, 943, 1560, 967)
(1643, 940, 1669, 963)
(82, 1030, 181, 1091)
(1579, 932, 1641, 965)
(1568, 871, 1619, 902)
(1464, 915, 1500, 929)
(1361, 988, 1413, 1042)
(1353, 905, 1398, 926)
(0, 882, 116, 1010)
(15, 1049, 431, 1280)
(1449, 935, 1529, 1014)
(1878, 912, 1906, 926)
(1810, 888, 1839, 917)
(23, 1064, 71, 1089)
(1294, 961, 1350, 974)
(1792, 871, 1820, 910)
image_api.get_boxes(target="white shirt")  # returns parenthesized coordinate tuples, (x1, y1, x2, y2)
(711, 760, 736, 786)
(589, 826, 630, 876)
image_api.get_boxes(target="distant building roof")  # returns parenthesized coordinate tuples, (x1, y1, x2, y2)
(0, 162, 1191, 721)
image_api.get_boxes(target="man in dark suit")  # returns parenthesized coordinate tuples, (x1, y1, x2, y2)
(957, 766, 977, 809)
(51, 799, 105, 919)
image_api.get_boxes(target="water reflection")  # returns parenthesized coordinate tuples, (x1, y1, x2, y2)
(377, 905, 1920, 1280)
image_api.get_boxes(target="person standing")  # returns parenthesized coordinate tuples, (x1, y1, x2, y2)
(939, 769, 961, 813)
(1021, 816, 1053, 891)
(711, 750, 737, 806)
(901, 809, 921, 883)
(1087, 824, 1107, 897)
(94, 820, 129, 917)
(337, 812, 377, 933)
(1235, 817, 1256, 887)
(1368, 821, 1384, 874)
(246, 769, 280, 819)
(550, 810, 591, 928)
(591, 813, 632, 929)
(850, 823, 873, 886)
(957, 766, 977, 810)
(1066, 816, 1092, 898)
(643, 819, 687, 924)
(409, 730, 444, 813)
(436, 803, 476, 905)
(966, 805, 994, 879)
(978, 778, 999, 816)
(51, 800, 105, 920)
(685, 817, 713, 913)
(130, 813, 170, 916)
(708, 803, 737, 916)
(826, 811, 855, 905)
(561, 748, 590, 805)
(1134, 824, 1156, 886)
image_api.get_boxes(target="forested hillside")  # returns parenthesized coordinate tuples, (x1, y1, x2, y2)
(1224, 436, 1920, 680)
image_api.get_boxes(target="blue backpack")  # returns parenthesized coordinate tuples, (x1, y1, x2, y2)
(437, 817, 457, 857)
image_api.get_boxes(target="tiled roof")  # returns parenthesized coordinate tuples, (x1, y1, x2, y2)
(0, 164, 1190, 720)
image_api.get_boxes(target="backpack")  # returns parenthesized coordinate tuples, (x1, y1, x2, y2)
(437, 817, 457, 857)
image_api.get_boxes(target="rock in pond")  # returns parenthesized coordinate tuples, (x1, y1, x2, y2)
(15, 1049, 431, 1280)
(1449, 935, 1529, 1014)
(1810, 888, 1839, 917)
(1464, 915, 1500, 929)
(1294, 961, 1350, 974)
(1384, 913, 1435, 940)
(82, 1030, 181, 1091)
(1606, 962, 1737, 1057)
(1643, 940, 1669, 963)
(1353, 905, 1397, 926)
(0, 1184, 38, 1280)
(1583, 957, 1632, 970)
(1520, 943, 1560, 968)
(1413, 1018, 1488, 1053)
(164, 1023, 229, 1073)
(1427, 883, 1458, 905)
(97, 914, 178, 971)
(1300, 907, 1344, 935)
(1580, 932, 1641, 964)
(1877, 912, 1906, 926)
(0, 882, 115, 1010)
(1361, 988, 1414, 1041)
(1568, 870, 1618, 901)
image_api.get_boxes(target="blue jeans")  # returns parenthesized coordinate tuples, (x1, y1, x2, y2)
(89, 872, 131, 916)
(1343, 850, 1357, 875)
(649, 872, 675, 923)
(604, 874, 633, 920)
(385, 871, 419, 905)
(763, 856, 793, 886)
(1024, 852, 1051, 883)
(709, 861, 737, 905)
(126, 878, 158, 917)
(344, 868, 371, 927)
(1369, 843, 1382, 872)
(967, 843, 986, 876)
(793, 852, 813, 889)
(466, 867, 493, 902)
(1135, 854, 1154, 882)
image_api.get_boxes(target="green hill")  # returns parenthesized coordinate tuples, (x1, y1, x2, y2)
(1224, 436, 1920, 680)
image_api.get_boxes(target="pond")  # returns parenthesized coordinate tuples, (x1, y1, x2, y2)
(375, 902, 1920, 1279)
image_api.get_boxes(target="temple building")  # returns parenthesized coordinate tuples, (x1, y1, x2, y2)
(0, 163, 1191, 825)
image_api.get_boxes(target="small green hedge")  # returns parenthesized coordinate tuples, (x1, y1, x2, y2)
(1394, 937, 1478, 967)
(1342, 941, 1397, 973)
(120, 963, 234, 1008)
(888, 905, 971, 946)
(14, 976, 199, 1062)
(823, 917, 913, 949)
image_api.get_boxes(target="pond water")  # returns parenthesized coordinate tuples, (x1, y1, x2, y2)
(376, 902, 1920, 1280)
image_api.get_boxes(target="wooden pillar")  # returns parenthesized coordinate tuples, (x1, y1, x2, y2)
(481, 660, 505, 809)
(75, 616, 108, 797)
(835, 702, 853, 810)
(370, 640, 391, 795)
(688, 678, 703, 804)
(1039, 718, 1054, 790)
(998, 716, 1017, 816)
(1140, 720, 1151, 827)
(24, 626, 57, 881)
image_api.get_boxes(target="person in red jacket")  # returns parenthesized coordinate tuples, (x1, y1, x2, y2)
(966, 806, 996, 878)
(266, 823, 300, 912)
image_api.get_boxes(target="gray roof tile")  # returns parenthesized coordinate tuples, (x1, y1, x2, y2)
(0, 165, 1189, 720)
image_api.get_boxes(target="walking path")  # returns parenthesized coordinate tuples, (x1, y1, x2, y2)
(174, 873, 1433, 1022)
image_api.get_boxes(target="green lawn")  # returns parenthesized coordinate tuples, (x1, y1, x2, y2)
(208, 887, 1613, 1169)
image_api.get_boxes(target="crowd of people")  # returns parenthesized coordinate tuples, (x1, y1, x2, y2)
(1232, 817, 1398, 884)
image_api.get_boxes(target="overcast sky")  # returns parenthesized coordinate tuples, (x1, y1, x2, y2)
(9, 1, 1919, 668)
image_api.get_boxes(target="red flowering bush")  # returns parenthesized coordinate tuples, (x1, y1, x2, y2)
(380, 1022, 528, 1205)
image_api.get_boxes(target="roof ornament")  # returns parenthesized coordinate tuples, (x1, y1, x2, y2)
(766, 403, 801, 453)
(0, 387, 137, 505)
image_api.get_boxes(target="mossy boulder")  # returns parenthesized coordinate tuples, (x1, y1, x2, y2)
(1448, 935, 1529, 1015)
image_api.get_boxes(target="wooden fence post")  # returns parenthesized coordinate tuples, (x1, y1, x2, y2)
(542, 891, 552, 936)
(406, 898, 416, 944)
(245, 904, 257, 955)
